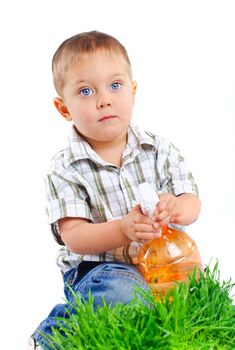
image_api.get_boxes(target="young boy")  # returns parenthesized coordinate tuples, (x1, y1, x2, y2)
(29, 30, 200, 349)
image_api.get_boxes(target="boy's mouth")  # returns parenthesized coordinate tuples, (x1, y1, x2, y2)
(98, 115, 118, 122)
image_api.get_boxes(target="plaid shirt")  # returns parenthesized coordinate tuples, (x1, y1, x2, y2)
(45, 124, 198, 273)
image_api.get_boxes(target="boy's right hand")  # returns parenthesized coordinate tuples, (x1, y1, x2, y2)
(120, 205, 161, 243)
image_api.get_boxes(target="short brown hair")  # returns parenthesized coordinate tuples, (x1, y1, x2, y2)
(52, 31, 132, 96)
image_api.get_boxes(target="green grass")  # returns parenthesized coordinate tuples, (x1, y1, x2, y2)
(42, 262, 235, 349)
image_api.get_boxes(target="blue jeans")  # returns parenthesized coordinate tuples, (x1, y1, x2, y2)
(33, 261, 150, 348)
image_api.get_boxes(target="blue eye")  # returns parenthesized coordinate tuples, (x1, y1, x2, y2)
(110, 82, 121, 91)
(80, 88, 93, 96)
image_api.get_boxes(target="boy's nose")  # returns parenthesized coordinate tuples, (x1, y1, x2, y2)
(96, 94, 112, 109)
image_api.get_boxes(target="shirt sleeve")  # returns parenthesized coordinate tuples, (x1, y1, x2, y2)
(158, 139, 199, 196)
(45, 173, 93, 244)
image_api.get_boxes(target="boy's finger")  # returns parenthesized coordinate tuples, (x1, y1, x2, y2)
(134, 223, 156, 233)
(155, 210, 168, 222)
(136, 230, 162, 242)
(134, 214, 154, 225)
(153, 222, 161, 230)
(159, 216, 171, 226)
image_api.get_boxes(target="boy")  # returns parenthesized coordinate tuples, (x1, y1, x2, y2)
(29, 31, 200, 349)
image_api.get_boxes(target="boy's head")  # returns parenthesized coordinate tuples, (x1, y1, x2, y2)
(52, 31, 137, 148)
(52, 31, 132, 97)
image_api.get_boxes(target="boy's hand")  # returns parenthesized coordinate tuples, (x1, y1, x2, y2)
(154, 193, 200, 226)
(152, 193, 179, 226)
(120, 205, 161, 243)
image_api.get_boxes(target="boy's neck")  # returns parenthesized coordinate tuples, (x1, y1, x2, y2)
(85, 131, 128, 167)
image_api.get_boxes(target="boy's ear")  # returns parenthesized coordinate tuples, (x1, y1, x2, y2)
(53, 97, 72, 121)
(132, 81, 137, 103)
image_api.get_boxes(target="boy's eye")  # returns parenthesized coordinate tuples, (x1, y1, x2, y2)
(80, 88, 93, 96)
(110, 82, 121, 91)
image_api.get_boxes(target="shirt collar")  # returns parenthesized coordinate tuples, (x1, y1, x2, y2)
(63, 124, 156, 168)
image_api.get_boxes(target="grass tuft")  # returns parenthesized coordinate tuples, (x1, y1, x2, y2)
(41, 262, 235, 350)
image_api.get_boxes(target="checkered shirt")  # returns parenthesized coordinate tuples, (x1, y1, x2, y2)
(45, 124, 198, 273)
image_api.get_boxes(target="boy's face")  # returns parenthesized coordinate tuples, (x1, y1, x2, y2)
(54, 50, 137, 148)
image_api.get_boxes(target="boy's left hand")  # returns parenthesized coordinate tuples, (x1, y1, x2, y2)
(153, 193, 185, 226)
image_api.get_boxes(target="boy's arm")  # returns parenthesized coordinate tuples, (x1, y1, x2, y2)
(59, 205, 161, 254)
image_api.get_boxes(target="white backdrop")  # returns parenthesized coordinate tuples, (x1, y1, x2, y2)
(0, 1, 234, 348)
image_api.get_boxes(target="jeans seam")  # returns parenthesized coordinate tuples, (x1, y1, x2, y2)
(94, 270, 146, 284)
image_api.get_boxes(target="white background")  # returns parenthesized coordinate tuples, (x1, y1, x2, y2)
(0, 1, 234, 348)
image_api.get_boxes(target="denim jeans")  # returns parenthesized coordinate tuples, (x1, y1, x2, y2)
(33, 261, 150, 348)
